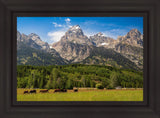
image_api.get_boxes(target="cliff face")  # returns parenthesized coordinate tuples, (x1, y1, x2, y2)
(114, 29, 143, 69)
(52, 40, 91, 63)
(52, 25, 92, 62)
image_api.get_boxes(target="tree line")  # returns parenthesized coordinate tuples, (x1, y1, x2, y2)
(17, 64, 143, 89)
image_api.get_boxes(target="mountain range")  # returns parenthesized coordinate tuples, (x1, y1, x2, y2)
(17, 25, 143, 70)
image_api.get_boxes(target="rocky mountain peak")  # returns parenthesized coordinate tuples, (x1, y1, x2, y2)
(66, 25, 84, 36)
(116, 29, 143, 47)
(96, 32, 105, 37)
(21, 33, 29, 41)
(28, 33, 41, 42)
(21, 33, 28, 37)
(58, 25, 93, 45)
(17, 31, 50, 52)
(89, 32, 115, 48)
(70, 25, 81, 30)
(129, 29, 140, 32)
(126, 29, 141, 38)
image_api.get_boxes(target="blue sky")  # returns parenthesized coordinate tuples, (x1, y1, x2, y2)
(17, 17, 143, 44)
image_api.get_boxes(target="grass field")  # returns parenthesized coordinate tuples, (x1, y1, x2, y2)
(17, 88, 143, 101)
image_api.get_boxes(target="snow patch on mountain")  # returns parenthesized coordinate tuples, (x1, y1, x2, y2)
(70, 25, 81, 31)
(101, 43, 109, 46)
(97, 32, 105, 37)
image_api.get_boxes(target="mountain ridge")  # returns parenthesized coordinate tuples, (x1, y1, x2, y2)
(51, 25, 143, 69)
(17, 25, 143, 70)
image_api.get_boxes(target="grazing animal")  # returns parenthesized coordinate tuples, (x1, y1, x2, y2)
(54, 89, 61, 93)
(40, 89, 48, 93)
(74, 89, 78, 92)
(30, 90, 36, 93)
(62, 89, 67, 92)
(54, 89, 67, 93)
(23, 90, 28, 94)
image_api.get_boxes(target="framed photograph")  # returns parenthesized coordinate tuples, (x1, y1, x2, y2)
(16, 16, 144, 102)
(0, 0, 160, 118)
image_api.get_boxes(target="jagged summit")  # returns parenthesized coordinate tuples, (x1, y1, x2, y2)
(57, 25, 92, 45)
(28, 33, 41, 41)
(69, 25, 81, 30)
(126, 29, 141, 38)
(66, 25, 84, 36)
(96, 32, 105, 37)
(17, 31, 50, 52)
(129, 29, 140, 32)
(121, 29, 143, 47)
(28, 33, 40, 37)
(89, 32, 115, 48)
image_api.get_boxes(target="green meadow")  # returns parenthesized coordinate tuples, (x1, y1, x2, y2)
(17, 89, 143, 101)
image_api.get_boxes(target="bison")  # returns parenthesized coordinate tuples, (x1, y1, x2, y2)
(54, 89, 61, 93)
(23, 90, 28, 94)
(74, 89, 78, 92)
(30, 90, 36, 93)
(54, 89, 67, 93)
(62, 89, 67, 92)
(40, 89, 48, 93)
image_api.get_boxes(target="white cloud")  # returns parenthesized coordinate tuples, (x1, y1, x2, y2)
(52, 22, 63, 27)
(65, 18, 72, 27)
(48, 30, 65, 43)
(52, 18, 71, 28)
(48, 18, 73, 43)
(65, 18, 71, 22)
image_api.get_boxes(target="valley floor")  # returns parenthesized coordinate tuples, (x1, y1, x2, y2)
(17, 88, 143, 101)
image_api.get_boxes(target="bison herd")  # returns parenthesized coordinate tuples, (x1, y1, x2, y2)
(23, 89, 78, 94)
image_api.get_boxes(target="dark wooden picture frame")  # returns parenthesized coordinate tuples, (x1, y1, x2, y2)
(0, 0, 160, 118)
